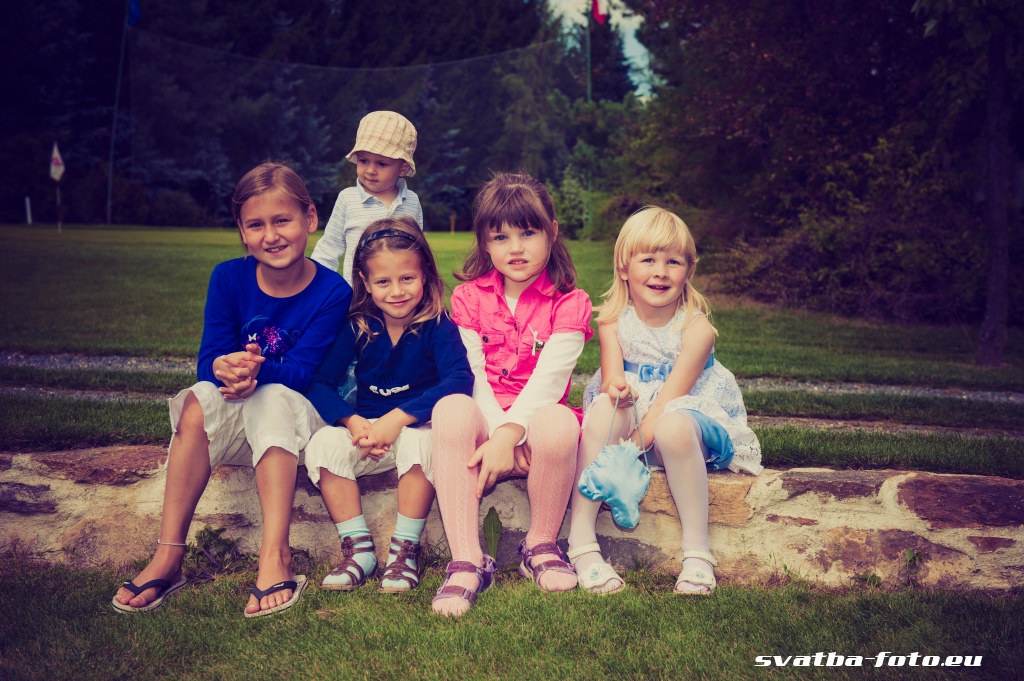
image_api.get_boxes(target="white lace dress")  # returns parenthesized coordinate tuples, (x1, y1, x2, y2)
(583, 304, 763, 475)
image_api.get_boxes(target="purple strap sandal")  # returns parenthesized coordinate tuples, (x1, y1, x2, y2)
(431, 555, 496, 616)
(518, 540, 576, 590)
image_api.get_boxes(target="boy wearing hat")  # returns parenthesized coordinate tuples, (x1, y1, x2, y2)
(312, 111, 423, 283)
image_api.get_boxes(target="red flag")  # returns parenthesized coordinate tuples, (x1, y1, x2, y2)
(50, 142, 65, 182)
(592, 0, 609, 24)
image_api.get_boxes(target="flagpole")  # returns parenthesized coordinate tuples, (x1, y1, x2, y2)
(586, 1, 593, 236)
(56, 183, 62, 233)
(586, 1, 592, 104)
(106, 0, 131, 225)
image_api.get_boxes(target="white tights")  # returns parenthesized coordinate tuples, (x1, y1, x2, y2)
(568, 396, 711, 588)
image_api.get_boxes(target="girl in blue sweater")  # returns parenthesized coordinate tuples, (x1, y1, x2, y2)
(113, 162, 352, 618)
(304, 216, 473, 593)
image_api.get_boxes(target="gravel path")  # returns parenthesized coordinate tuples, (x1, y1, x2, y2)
(0, 351, 195, 374)
(3, 351, 1023, 406)
(3, 352, 1022, 438)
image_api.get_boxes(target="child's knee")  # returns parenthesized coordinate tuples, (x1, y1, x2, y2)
(583, 395, 629, 437)
(177, 390, 207, 433)
(529, 404, 580, 452)
(305, 426, 360, 472)
(242, 382, 292, 414)
(431, 393, 475, 426)
(653, 411, 696, 448)
(586, 394, 616, 421)
(400, 463, 434, 487)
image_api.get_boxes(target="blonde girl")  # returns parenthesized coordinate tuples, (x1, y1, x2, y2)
(113, 162, 352, 618)
(430, 172, 593, 617)
(568, 207, 762, 596)
(303, 216, 473, 593)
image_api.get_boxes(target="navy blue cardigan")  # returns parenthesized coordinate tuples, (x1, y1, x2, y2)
(305, 314, 473, 426)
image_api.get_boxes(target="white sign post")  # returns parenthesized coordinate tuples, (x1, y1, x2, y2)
(50, 142, 65, 232)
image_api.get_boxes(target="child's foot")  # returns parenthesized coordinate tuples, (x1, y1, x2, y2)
(245, 550, 296, 615)
(112, 544, 186, 610)
(431, 556, 496, 617)
(519, 540, 578, 592)
(322, 534, 376, 590)
(378, 538, 420, 593)
(675, 550, 717, 595)
(567, 542, 624, 595)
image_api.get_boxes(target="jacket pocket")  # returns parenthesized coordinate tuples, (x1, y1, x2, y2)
(479, 331, 507, 371)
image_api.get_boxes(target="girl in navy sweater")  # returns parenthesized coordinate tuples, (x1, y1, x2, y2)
(304, 216, 473, 593)
(113, 162, 351, 618)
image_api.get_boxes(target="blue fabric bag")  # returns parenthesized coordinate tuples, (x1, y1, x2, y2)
(577, 397, 651, 529)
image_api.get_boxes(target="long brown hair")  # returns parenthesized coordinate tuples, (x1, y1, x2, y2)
(349, 216, 446, 343)
(454, 172, 577, 292)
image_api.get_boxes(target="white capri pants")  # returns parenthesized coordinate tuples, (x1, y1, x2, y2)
(304, 421, 434, 486)
(169, 381, 327, 468)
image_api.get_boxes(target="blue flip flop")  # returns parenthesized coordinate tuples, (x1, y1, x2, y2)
(111, 576, 188, 614)
(244, 575, 308, 619)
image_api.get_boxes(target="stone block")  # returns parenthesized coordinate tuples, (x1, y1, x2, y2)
(0, 481, 57, 514)
(815, 527, 970, 587)
(3, 446, 1023, 590)
(31, 446, 165, 484)
(898, 473, 1024, 529)
(642, 470, 754, 526)
(966, 536, 1016, 553)
(780, 469, 893, 501)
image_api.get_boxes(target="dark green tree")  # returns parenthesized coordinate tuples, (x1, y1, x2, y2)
(913, 0, 1024, 365)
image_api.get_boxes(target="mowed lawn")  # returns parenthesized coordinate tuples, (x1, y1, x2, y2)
(1, 225, 1023, 679)
(2, 225, 1022, 389)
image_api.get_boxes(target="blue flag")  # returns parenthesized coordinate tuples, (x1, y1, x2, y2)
(128, 0, 140, 26)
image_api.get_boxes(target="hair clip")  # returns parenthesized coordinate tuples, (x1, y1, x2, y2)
(359, 229, 417, 249)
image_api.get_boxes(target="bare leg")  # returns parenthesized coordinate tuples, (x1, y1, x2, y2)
(318, 468, 362, 523)
(114, 391, 211, 608)
(396, 465, 435, 519)
(244, 446, 298, 615)
(379, 465, 434, 592)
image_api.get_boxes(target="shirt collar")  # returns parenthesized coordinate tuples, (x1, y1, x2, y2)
(475, 268, 556, 297)
(356, 177, 408, 204)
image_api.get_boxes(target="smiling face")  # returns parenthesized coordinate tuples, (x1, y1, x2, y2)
(621, 248, 689, 325)
(353, 150, 408, 201)
(237, 188, 318, 273)
(484, 221, 554, 298)
(360, 248, 425, 333)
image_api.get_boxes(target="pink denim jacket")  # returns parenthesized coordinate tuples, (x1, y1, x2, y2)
(451, 269, 593, 412)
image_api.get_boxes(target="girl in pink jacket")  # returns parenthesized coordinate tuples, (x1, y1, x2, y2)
(431, 172, 593, 617)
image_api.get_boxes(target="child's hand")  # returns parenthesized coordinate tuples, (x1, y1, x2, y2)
(469, 426, 521, 498)
(214, 345, 265, 400)
(512, 444, 531, 476)
(606, 379, 634, 407)
(363, 416, 404, 458)
(243, 342, 264, 381)
(357, 437, 388, 459)
(343, 415, 379, 459)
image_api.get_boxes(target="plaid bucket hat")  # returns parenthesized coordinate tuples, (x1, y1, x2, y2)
(346, 111, 418, 177)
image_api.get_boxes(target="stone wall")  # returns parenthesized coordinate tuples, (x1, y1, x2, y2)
(2, 446, 1021, 589)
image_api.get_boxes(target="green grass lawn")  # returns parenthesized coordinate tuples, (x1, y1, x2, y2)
(3, 226, 1022, 679)
(1, 558, 1020, 681)
(2, 225, 1021, 389)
